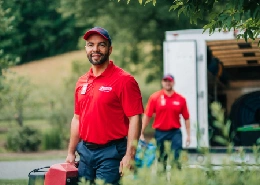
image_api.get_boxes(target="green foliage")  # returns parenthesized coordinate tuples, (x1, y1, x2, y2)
(60, 0, 203, 82)
(1, 0, 82, 64)
(0, 0, 14, 34)
(210, 102, 234, 146)
(137, 0, 260, 43)
(253, 145, 260, 163)
(42, 128, 63, 150)
(0, 73, 33, 126)
(0, 0, 19, 76)
(46, 108, 71, 149)
(28, 178, 44, 185)
(78, 147, 260, 185)
(0, 51, 19, 76)
(0, 179, 28, 185)
(6, 126, 41, 152)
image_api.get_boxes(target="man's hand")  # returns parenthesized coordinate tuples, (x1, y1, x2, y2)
(186, 135, 191, 147)
(66, 153, 76, 164)
(139, 133, 145, 141)
(119, 154, 134, 176)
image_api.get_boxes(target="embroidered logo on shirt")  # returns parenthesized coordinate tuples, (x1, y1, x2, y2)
(173, 101, 180, 105)
(99, 86, 112, 92)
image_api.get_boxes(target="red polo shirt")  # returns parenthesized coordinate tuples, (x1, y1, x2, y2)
(74, 61, 143, 144)
(144, 90, 189, 130)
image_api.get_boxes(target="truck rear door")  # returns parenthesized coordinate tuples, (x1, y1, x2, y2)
(163, 41, 198, 148)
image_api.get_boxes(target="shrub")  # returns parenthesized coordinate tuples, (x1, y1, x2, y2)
(6, 126, 41, 152)
(42, 128, 62, 150)
(46, 109, 70, 150)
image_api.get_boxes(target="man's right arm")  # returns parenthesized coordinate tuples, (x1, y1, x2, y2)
(66, 114, 80, 164)
(140, 114, 151, 140)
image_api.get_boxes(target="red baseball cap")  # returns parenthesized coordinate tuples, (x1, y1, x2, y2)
(83, 27, 112, 45)
(162, 74, 174, 81)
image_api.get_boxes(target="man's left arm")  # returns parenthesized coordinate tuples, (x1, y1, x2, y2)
(120, 114, 142, 175)
(119, 77, 143, 175)
(182, 98, 191, 146)
(185, 119, 191, 146)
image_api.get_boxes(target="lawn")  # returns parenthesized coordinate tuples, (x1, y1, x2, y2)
(8, 49, 160, 102)
(0, 148, 67, 161)
(8, 50, 87, 91)
(0, 179, 28, 185)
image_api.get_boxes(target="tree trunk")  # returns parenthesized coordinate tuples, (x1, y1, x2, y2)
(16, 108, 23, 127)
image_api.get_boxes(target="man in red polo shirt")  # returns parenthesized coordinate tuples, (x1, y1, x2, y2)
(140, 74, 190, 168)
(65, 27, 143, 184)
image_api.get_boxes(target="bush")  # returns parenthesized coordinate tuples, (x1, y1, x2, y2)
(6, 126, 41, 152)
(42, 128, 62, 150)
(45, 109, 71, 150)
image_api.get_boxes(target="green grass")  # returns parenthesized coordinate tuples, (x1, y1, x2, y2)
(0, 119, 51, 131)
(0, 150, 67, 161)
(8, 50, 87, 91)
(0, 179, 28, 185)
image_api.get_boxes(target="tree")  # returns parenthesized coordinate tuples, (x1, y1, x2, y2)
(60, 0, 205, 82)
(0, 0, 19, 76)
(0, 0, 20, 110)
(0, 74, 32, 126)
(129, 0, 260, 43)
(1, 0, 82, 64)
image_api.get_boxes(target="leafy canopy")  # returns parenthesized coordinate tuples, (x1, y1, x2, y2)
(124, 0, 260, 43)
(0, 0, 18, 75)
(60, 0, 204, 82)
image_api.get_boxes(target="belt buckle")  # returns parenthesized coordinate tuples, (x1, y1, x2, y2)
(89, 145, 100, 150)
(84, 142, 100, 150)
(84, 138, 125, 150)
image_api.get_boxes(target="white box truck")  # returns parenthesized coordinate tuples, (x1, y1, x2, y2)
(163, 29, 260, 149)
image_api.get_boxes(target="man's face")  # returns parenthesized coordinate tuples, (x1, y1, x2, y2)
(85, 34, 112, 65)
(161, 79, 174, 91)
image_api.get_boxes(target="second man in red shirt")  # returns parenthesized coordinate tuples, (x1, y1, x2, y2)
(140, 74, 190, 169)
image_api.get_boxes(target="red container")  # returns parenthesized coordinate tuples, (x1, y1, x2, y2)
(44, 163, 78, 185)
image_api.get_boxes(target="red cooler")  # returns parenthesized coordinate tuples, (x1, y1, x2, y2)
(44, 163, 78, 185)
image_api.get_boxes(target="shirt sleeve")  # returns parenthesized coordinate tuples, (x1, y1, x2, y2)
(144, 95, 156, 117)
(120, 77, 144, 117)
(181, 98, 190, 120)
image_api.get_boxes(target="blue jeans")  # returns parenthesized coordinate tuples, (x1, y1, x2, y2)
(155, 128, 182, 161)
(76, 139, 127, 184)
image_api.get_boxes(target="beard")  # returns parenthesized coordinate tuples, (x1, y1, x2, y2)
(87, 51, 109, 66)
(163, 84, 173, 91)
(165, 86, 173, 91)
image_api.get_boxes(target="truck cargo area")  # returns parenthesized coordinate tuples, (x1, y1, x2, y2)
(207, 39, 260, 147)
(163, 29, 260, 149)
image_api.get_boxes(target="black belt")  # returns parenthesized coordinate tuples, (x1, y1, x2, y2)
(83, 137, 126, 150)
(156, 128, 180, 132)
